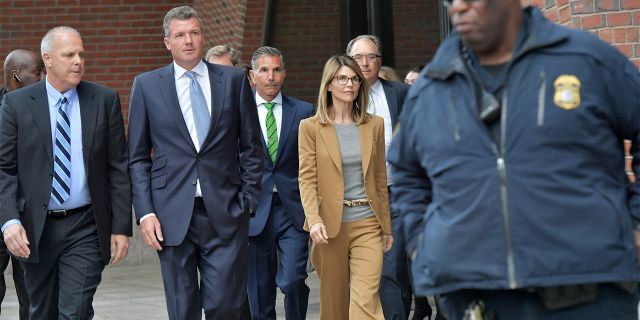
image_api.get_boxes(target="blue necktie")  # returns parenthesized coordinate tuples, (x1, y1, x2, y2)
(51, 97, 71, 205)
(185, 71, 210, 147)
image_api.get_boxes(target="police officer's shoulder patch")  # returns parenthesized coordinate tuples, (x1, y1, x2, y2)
(553, 75, 581, 110)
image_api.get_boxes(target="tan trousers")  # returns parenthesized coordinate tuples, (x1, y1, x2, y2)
(311, 216, 384, 320)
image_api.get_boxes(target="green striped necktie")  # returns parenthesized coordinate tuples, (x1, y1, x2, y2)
(264, 102, 278, 162)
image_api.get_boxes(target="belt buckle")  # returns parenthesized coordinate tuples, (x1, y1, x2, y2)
(344, 200, 352, 207)
(49, 209, 67, 217)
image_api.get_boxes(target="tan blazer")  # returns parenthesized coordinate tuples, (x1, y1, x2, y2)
(298, 115, 391, 238)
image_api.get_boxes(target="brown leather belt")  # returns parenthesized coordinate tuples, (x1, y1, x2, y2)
(343, 198, 370, 207)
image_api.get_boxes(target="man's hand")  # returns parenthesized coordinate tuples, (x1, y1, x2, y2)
(110, 234, 129, 265)
(140, 215, 164, 251)
(3, 224, 30, 258)
(309, 223, 328, 245)
(383, 234, 394, 253)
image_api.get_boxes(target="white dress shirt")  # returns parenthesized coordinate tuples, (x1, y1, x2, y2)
(173, 60, 212, 197)
(140, 61, 212, 223)
(256, 92, 283, 144)
(367, 79, 393, 184)
(256, 92, 283, 192)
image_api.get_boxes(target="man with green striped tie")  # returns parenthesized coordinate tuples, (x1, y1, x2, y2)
(246, 46, 314, 320)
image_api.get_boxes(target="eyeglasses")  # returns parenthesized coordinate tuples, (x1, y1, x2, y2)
(333, 75, 362, 85)
(442, 0, 481, 7)
(351, 54, 380, 62)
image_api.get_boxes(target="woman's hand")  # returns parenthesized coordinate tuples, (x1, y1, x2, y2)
(382, 234, 394, 253)
(310, 223, 329, 245)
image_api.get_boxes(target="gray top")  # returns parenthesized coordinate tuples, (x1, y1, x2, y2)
(335, 123, 374, 222)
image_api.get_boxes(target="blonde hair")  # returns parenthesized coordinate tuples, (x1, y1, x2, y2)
(315, 55, 370, 125)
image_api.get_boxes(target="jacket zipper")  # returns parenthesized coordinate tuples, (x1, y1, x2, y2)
(537, 71, 546, 126)
(449, 92, 460, 141)
(498, 90, 517, 289)
(460, 53, 518, 289)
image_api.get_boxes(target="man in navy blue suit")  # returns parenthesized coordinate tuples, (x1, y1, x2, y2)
(127, 6, 263, 320)
(346, 34, 411, 320)
(246, 46, 314, 320)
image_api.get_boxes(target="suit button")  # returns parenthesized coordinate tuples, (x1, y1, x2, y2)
(43, 204, 47, 208)
(267, 191, 272, 196)
(192, 180, 197, 185)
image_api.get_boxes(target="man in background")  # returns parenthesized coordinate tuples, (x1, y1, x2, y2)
(404, 66, 422, 85)
(0, 48, 45, 320)
(346, 34, 411, 320)
(206, 45, 239, 66)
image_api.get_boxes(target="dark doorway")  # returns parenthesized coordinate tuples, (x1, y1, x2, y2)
(341, 0, 396, 67)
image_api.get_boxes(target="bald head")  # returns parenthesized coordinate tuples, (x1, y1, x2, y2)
(4, 49, 44, 91)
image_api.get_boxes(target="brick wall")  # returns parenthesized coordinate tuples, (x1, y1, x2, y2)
(269, 0, 342, 104)
(195, 0, 248, 62)
(521, 0, 640, 67)
(0, 0, 188, 124)
(393, 0, 441, 80)
(241, 0, 268, 64)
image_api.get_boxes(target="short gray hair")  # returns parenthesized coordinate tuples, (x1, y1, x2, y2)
(206, 45, 240, 65)
(163, 6, 201, 38)
(41, 26, 80, 57)
(346, 34, 382, 56)
(251, 46, 285, 70)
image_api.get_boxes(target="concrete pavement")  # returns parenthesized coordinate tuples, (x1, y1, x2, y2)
(0, 263, 321, 320)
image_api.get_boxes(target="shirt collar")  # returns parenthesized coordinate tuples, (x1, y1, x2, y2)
(255, 92, 283, 108)
(174, 60, 208, 80)
(45, 76, 77, 109)
(369, 78, 383, 95)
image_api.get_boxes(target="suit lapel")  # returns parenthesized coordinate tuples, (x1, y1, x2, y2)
(274, 96, 296, 165)
(28, 81, 53, 163)
(157, 64, 196, 151)
(319, 125, 342, 175)
(381, 80, 399, 126)
(203, 63, 225, 147)
(78, 81, 97, 173)
(359, 121, 373, 177)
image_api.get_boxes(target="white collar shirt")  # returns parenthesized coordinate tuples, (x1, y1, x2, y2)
(173, 60, 212, 197)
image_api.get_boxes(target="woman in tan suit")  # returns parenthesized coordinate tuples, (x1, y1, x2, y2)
(298, 55, 393, 319)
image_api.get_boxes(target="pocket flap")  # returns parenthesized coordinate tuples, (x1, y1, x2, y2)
(151, 156, 166, 172)
(151, 174, 167, 189)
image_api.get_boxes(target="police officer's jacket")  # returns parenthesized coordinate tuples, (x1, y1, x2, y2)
(388, 6, 640, 295)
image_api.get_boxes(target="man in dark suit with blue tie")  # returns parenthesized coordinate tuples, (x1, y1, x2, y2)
(0, 26, 132, 319)
(128, 6, 263, 320)
(245, 46, 313, 320)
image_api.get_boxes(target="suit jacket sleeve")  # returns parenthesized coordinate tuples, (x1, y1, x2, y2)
(107, 91, 133, 235)
(298, 119, 323, 229)
(388, 102, 432, 256)
(237, 73, 264, 211)
(0, 94, 20, 226)
(127, 76, 155, 221)
(604, 49, 640, 225)
(374, 118, 392, 234)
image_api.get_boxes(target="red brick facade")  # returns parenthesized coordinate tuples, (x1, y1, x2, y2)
(393, 0, 441, 79)
(0, 0, 187, 123)
(521, 0, 640, 67)
(1, 1, 637, 118)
